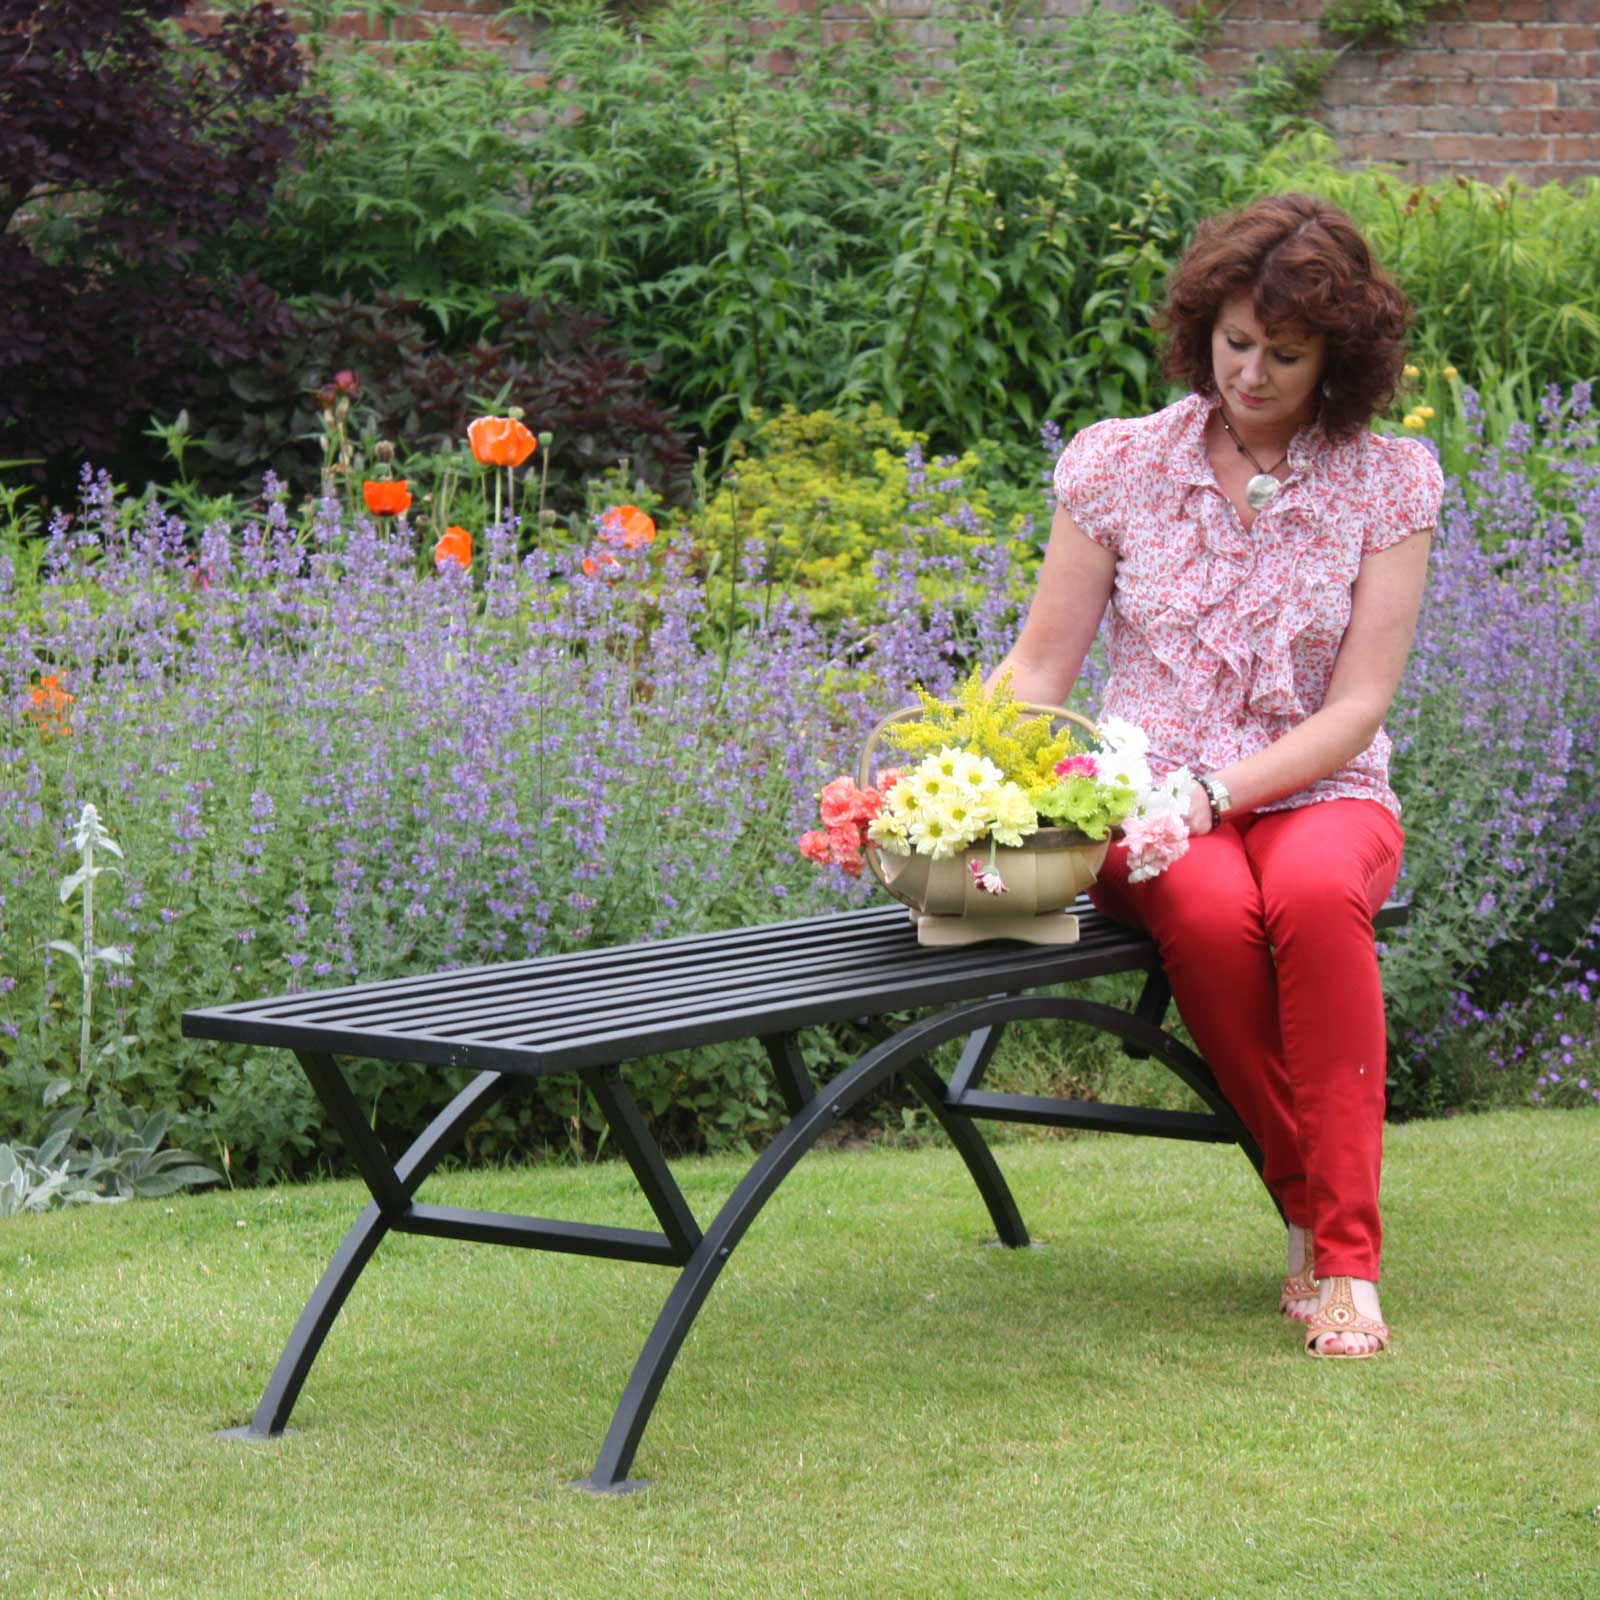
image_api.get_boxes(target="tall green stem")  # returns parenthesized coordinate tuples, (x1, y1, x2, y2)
(79, 835, 94, 1077)
(726, 94, 766, 399)
(894, 117, 963, 384)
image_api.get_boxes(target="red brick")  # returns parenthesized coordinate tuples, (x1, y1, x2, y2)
(1548, 133, 1600, 162)
(1252, 21, 1321, 48)
(1468, 133, 1554, 160)
(1540, 162, 1600, 185)
(1433, 49, 1499, 79)
(1494, 0, 1553, 20)
(1560, 26, 1600, 49)
(1419, 105, 1482, 133)
(1541, 106, 1600, 132)
(1331, 51, 1385, 81)
(1496, 78, 1560, 106)
(1529, 49, 1593, 75)
(1437, 24, 1482, 48)
(1479, 22, 1563, 50)
(1197, 48, 1261, 79)
(1426, 134, 1478, 159)
(1345, 132, 1399, 162)
(1557, 79, 1600, 106)
(1318, 77, 1366, 106)
(1344, 104, 1420, 134)
(1485, 50, 1535, 76)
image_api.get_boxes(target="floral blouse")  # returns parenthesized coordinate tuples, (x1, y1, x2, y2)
(1053, 391, 1443, 819)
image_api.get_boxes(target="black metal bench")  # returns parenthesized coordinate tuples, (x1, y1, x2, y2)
(182, 895, 1408, 1493)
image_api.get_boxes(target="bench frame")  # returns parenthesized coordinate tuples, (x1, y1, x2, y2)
(185, 899, 1406, 1492)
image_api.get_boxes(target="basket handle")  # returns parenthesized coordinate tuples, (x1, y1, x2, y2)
(854, 701, 1102, 897)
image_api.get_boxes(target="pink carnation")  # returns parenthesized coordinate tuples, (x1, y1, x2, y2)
(876, 767, 903, 793)
(1122, 811, 1190, 884)
(851, 786, 883, 825)
(818, 776, 861, 830)
(797, 829, 832, 866)
(827, 822, 863, 862)
(968, 858, 1008, 896)
(1054, 754, 1099, 779)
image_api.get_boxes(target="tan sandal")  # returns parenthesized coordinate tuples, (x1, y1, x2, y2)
(1280, 1230, 1316, 1320)
(1304, 1276, 1390, 1359)
(1279, 1268, 1318, 1320)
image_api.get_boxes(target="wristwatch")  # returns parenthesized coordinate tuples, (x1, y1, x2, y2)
(1195, 774, 1233, 829)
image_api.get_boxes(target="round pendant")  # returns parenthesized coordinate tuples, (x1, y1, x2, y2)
(1245, 473, 1281, 511)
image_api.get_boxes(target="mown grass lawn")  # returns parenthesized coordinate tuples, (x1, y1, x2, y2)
(2, 1109, 1595, 1599)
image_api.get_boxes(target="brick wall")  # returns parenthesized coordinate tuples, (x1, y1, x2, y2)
(259, 0, 1600, 187)
(1189, 0, 1600, 186)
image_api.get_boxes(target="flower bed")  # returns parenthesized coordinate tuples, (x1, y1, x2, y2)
(3, 386, 1596, 1174)
(0, 473, 1029, 1174)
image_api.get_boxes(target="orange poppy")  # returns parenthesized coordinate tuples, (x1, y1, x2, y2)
(433, 526, 473, 571)
(27, 673, 75, 738)
(600, 504, 657, 550)
(362, 479, 412, 517)
(582, 552, 621, 577)
(468, 416, 537, 469)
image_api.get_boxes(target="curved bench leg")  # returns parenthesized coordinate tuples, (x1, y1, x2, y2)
(901, 1058, 1028, 1248)
(579, 1005, 1036, 1493)
(225, 1069, 513, 1439)
(580, 992, 1279, 1490)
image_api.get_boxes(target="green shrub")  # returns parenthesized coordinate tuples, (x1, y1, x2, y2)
(229, 0, 1262, 459)
(507, 0, 1267, 449)
(693, 406, 1033, 624)
(1247, 130, 1600, 394)
(235, 22, 546, 327)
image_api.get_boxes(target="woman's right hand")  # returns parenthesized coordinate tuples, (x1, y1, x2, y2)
(1184, 780, 1213, 837)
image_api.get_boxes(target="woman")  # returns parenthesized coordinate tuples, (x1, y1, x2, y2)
(994, 193, 1440, 1357)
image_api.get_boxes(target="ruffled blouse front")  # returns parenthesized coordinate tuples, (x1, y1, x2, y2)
(1053, 391, 1443, 818)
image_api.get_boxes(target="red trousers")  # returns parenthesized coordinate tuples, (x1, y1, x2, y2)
(1089, 799, 1404, 1281)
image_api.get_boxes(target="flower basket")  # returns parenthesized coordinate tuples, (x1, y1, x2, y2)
(855, 702, 1111, 948)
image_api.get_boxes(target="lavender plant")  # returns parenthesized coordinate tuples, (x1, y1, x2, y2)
(1384, 384, 1600, 1110)
(4, 396, 1595, 1173)
(0, 469, 1027, 1174)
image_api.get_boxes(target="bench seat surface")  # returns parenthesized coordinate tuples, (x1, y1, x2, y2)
(182, 899, 1409, 1078)
(181, 901, 1167, 1075)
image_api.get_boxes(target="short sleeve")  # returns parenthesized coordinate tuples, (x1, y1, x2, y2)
(1052, 417, 1133, 554)
(1362, 436, 1443, 557)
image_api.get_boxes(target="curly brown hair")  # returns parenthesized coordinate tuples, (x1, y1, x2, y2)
(1156, 193, 1412, 438)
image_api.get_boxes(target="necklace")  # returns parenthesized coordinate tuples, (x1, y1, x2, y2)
(1218, 406, 1290, 511)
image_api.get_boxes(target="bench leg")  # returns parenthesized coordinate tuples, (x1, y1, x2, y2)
(225, 1067, 513, 1439)
(579, 1004, 1040, 1493)
(766, 1027, 1026, 1244)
